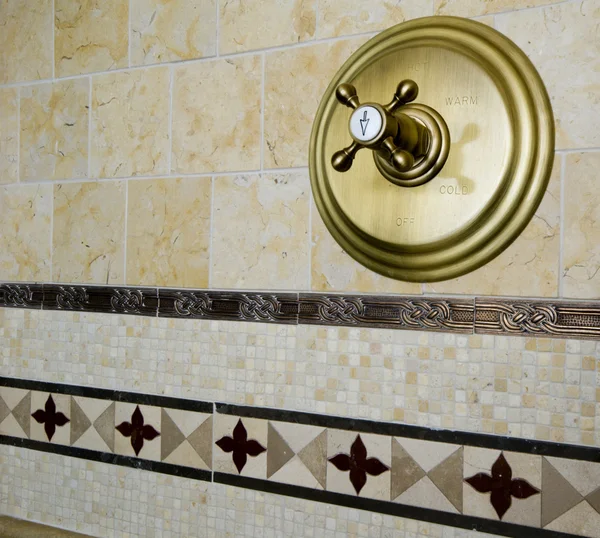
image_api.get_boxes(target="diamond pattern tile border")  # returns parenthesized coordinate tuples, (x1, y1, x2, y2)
(1, 377, 599, 538)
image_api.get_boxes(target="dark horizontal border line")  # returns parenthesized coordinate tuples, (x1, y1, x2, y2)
(0, 435, 211, 483)
(216, 402, 600, 463)
(214, 472, 578, 538)
(0, 376, 213, 414)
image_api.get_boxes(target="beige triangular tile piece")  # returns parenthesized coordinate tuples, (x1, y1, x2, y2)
(161, 408, 209, 438)
(428, 446, 463, 512)
(11, 390, 31, 438)
(0, 396, 10, 425)
(586, 486, 600, 515)
(70, 396, 92, 445)
(542, 457, 583, 527)
(0, 414, 27, 438)
(72, 426, 110, 452)
(270, 455, 322, 489)
(164, 439, 209, 470)
(398, 437, 460, 473)
(298, 429, 327, 489)
(546, 456, 600, 496)
(161, 408, 186, 461)
(93, 401, 115, 452)
(0, 387, 29, 410)
(73, 396, 112, 423)
(545, 501, 600, 537)
(391, 438, 426, 500)
(187, 416, 213, 469)
(267, 422, 295, 479)
(396, 476, 459, 514)
(263, 421, 324, 453)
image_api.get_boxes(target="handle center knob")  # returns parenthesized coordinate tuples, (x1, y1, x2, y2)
(350, 106, 383, 142)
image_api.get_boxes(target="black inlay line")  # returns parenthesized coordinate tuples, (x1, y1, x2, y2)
(0, 377, 213, 414)
(0, 435, 211, 483)
(216, 403, 600, 463)
(214, 473, 578, 538)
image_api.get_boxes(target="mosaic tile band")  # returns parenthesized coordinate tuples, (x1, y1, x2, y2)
(2, 283, 600, 340)
(1, 376, 599, 538)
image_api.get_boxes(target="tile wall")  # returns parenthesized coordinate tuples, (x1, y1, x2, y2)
(0, 0, 598, 298)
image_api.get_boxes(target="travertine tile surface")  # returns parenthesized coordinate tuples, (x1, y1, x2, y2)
(0, 0, 52, 84)
(55, 0, 129, 77)
(497, 1, 600, 149)
(425, 155, 561, 296)
(264, 37, 367, 168)
(127, 176, 211, 287)
(131, 0, 217, 66)
(0, 89, 19, 184)
(172, 56, 261, 174)
(20, 79, 89, 182)
(0, 185, 52, 282)
(563, 152, 600, 298)
(212, 172, 309, 289)
(317, 0, 432, 38)
(435, 0, 565, 17)
(91, 68, 170, 178)
(219, 0, 316, 54)
(53, 182, 126, 284)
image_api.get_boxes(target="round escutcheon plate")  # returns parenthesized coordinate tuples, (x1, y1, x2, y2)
(309, 16, 554, 282)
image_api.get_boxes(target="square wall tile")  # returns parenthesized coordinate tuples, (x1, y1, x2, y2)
(130, 0, 217, 66)
(212, 172, 310, 290)
(219, 0, 316, 54)
(20, 79, 89, 182)
(91, 67, 170, 178)
(264, 37, 367, 169)
(434, 0, 564, 16)
(53, 182, 125, 284)
(563, 152, 600, 298)
(496, 1, 600, 149)
(127, 177, 211, 288)
(0, 184, 52, 282)
(425, 155, 561, 297)
(55, 0, 129, 77)
(0, 0, 52, 84)
(311, 200, 421, 294)
(115, 403, 161, 460)
(172, 56, 261, 174)
(30, 392, 71, 446)
(0, 89, 18, 185)
(317, 0, 432, 39)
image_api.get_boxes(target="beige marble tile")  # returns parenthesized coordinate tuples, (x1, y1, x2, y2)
(563, 152, 600, 299)
(214, 415, 267, 479)
(91, 67, 170, 178)
(496, 1, 600, 149)
(114, 403, 161, 460)
(172, 56, 261, 174)
(546, 501, 600, 537)
(219, 0, 316, 54)
(435, 0, 565, 17)
(327, 430, 391, 499)
(311, 200, 422, 293)
(0, 184, 52, 282)
(20, 79, 89, 182)
(425, 155, 561, 296)
(55, 0, 129, 77)
(131, 0, 217, 66)
(317, 0, 432, 39)
(0, 0, 52, 84)
(53, 181, 125, 284)
(0, 89, 19, 185)
(212, 172, 309, 290)
(264, 37, 367, 169)
(127, 177, 211, 287)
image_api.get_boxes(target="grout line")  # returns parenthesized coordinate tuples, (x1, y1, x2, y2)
(210, 401, 215, 480)
(558, 153, 566, 297)
(49, 183, 54, 282)
(51, 0, 55, 79)
(259, 53, 265, 172)
(128, 0, 132, 68)
(208, 176, 215, 288)
(307, 189, 312, 291)
(123, 180, 129, 286)
(87, 76, 92, 179)
(168, 65, 174, 173)
(16, 87, 20, 183)
(555, 147, 600, 154)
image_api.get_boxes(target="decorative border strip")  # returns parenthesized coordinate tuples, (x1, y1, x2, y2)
(2, 283, 600, 340)
(0, 377, 599, 538)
